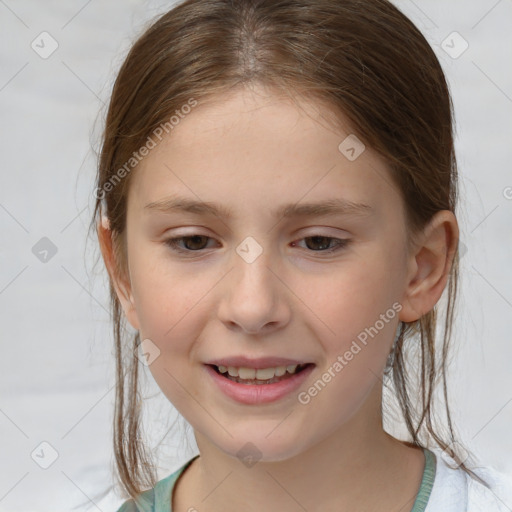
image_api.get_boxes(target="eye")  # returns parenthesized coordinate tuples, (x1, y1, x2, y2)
(165, 235, 216, 254)
(291, 236, 351, 254)
(164, 234, 351, 256)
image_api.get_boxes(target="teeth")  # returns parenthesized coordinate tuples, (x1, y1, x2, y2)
(217, 364, 305, 380)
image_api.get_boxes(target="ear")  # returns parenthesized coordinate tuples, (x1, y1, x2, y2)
(97, 216, 141, 331)
(399, 210, 459, 323)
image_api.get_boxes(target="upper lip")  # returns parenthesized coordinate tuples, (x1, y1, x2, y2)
(205, 356, 313, 369)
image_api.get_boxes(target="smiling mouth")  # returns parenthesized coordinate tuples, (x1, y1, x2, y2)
(208, 363, 314, 385)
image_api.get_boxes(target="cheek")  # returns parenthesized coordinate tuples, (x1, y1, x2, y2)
(128, 253, 212, 405)
(293, 266, 401, 432)
(128, 244, 205, 345)
(133, 277, 205, 347)
(295, 257, 402, 364)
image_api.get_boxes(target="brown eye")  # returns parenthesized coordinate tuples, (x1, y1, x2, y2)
(165, 235, 214, 253)
(305, 236, 334, 251)
(291, 236, 351, 254)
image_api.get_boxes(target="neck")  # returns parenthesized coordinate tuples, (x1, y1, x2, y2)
(174, 386, 425, 512)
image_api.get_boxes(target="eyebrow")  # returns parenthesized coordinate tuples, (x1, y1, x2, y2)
(144, 195, 374, 219)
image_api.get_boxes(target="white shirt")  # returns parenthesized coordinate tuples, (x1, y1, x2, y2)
(425, 448, 512, 511)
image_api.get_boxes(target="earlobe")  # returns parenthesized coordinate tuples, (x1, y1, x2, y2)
(399, 210, 459, 323)
(97, 217, 141, 330)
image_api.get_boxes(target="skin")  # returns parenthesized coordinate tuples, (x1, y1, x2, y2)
(99, 84, 459, 511)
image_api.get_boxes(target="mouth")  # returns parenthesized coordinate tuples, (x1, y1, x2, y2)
(206, 362, 314, 385)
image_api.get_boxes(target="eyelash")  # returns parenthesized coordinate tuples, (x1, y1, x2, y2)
(164, 235, 351, 256)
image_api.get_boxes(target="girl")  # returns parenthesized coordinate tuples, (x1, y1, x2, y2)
(91, 0, 512, 510)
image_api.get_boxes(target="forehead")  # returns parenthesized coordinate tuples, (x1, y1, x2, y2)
(129, 86, 401, 218)
(163, 86, 345, 151)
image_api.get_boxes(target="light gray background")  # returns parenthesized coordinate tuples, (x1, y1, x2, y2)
(0, 1, 511, 510)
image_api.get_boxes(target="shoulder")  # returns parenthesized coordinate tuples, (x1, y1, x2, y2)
(114, 501, 142, 512)
(467, 465, 512, 512)
(113, 454, 200, 512)
(113, 488, 156, 512)
(425, 448, 512, 512)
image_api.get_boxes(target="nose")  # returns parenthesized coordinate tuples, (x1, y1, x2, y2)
(217, 241, 291, 335)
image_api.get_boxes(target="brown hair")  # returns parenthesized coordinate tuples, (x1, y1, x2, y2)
(89, 0, 489, 499)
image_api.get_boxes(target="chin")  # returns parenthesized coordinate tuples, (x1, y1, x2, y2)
(216, 434, 308, 465)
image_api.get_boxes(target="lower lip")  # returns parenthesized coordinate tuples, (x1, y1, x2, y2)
(203, 364, 315, 405)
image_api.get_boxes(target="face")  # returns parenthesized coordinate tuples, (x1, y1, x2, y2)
(115, 86, 417, 461)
